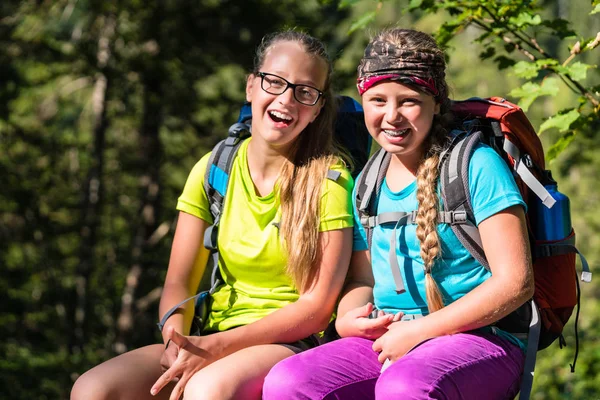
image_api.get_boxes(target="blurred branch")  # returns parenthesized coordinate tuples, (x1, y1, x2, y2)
(136, 287, 163, 313)
(72, 13, 115, 353)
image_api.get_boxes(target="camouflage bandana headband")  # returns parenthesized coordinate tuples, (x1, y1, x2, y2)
(357, 40, 445, 97)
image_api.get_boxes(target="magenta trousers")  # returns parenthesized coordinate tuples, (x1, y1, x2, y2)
(263, 331, 524, 400)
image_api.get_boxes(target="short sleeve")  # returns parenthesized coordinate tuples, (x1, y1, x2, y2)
(468, 144, 526, 225)
(318, 161, 355, 232)
(176, 152, 213, 223)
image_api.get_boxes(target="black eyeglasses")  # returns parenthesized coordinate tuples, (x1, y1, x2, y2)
(257, 72, 323, 106)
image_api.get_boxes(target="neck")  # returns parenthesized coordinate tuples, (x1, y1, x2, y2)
(386, 153, 421, 192)
(246, 137, 294, 196)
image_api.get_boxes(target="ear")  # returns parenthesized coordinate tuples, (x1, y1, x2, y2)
(246, 74, 255, 103)
(434, 102, 441, 115)
(310, 98, 325, 123)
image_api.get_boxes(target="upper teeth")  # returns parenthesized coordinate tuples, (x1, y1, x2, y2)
(383, 129, 408, 137)
(270, 111, 292, 121)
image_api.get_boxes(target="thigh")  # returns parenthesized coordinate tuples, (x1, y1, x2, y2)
(183, 344, 296, 400)
(264, 337, 382, 400)
(376, 331, 525, 400)
(71, 344, 175, 400)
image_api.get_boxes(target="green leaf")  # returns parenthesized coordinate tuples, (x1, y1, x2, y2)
(510, 12, 542, 27)
(494, 55, 516, 70)
(435, 21, 464, 47)
(504, 42, 517, 53)
(348, 11, 377, 34)
(591, 4, 600, 14)
(546, 131, 576, 161)
(541, 19, 577, 38)
(513, 61, 539, 79)
(539, 109, 580, 134)
(479, 47, 496, 61)
(509, 78, 560, 111)
(338, 0, 362, 9)
(536, 58, 559, 68)
(408, 0, 423, 10)
(555, 62, 595, 81)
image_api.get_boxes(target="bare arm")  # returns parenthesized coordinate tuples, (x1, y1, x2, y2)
(374, 205, 534, 361)
(337, 250, 374, 317)
(211, 227, 353, 354)
(335, 249, 400, 338)
(158, 212, 211, 344)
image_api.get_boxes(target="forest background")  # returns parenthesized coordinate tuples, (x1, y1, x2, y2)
(1, 0, 598, 399)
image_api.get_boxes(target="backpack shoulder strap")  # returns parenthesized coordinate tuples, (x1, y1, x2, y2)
(355, 148, 391, 248)
(356, 148, 389, 215)
(203, 123, 251, 234)
(440, 130, 489, 269)
(203, 121, 250, 261)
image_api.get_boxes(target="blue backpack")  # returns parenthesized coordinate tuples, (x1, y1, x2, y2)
(158, 96, 371, 335)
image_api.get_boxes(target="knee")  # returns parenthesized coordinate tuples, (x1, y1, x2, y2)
(375, 374, 413, 399)
(183, 371, 238, 400)
(263, 356, 312, 400)
(71, 370, 112, 400)
(375, 362, 431, 399)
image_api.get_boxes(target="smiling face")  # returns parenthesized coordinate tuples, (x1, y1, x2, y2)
(246, 40, 327, 151)
(362, 80, 440, 165)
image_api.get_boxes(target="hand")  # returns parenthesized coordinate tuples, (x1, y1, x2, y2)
(160, 339, 180, 373)
(372, 318, 431, 364)
(150, 327, 220, 400)
(336, 303, 402, 339)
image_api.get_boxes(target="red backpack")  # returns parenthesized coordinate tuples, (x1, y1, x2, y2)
(355, 97, 592, 400)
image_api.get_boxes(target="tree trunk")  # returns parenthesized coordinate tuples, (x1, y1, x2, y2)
(113, 49, 165, 354)
(71, 14, 115, 353)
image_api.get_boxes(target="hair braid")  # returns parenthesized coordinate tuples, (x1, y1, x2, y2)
(415, 118, 451, 313)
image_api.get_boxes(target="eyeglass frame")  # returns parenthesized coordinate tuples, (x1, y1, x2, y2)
(256, 72, 324, 106)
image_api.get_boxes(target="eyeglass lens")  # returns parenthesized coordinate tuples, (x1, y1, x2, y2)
(260, 73, 321, 105)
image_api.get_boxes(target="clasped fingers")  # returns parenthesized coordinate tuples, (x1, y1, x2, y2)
(358, 314, 395, 339)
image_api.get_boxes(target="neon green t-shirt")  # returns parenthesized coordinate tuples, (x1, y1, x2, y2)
(176, 138, 354, 331)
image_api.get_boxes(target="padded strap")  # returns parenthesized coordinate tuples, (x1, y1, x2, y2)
(327, 169, 341, 181)
(519, 300, 541, 400)
(388, 213, 417, 294)
(361, 210, 469, 229)
(441, 132, 489, 269)
(361, 211, 416, 229)
(357, 149, 388, 213)
(504, 139, 556, 208)
(534, 236, 592, 283)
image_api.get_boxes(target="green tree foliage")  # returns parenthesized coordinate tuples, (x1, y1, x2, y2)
(343, 0, 600, 398)
(0, 1, 349, 398)
(346, 0, 600, 159)
(1, 0, 598, 399)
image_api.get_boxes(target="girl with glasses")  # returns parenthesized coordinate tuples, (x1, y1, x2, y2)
(263, 27, 532, 400)
(71, 30, 354, 400)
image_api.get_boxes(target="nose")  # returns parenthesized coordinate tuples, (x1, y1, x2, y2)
(385, 104, 402, 124)
(277, 86, 296, 105)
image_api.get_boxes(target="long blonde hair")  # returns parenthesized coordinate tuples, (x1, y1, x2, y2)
(370, 28, 453, 313)
(253, 30, 338, 292)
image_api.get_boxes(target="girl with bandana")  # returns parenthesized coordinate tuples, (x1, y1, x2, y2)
(263, 28, 532, 399)
(71, 30, 354, 400)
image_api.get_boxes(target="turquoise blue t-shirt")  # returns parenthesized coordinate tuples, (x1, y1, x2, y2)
(353, 144, 526, 346)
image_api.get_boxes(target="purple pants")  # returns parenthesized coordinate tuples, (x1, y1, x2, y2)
(263, 331, 524, 400)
